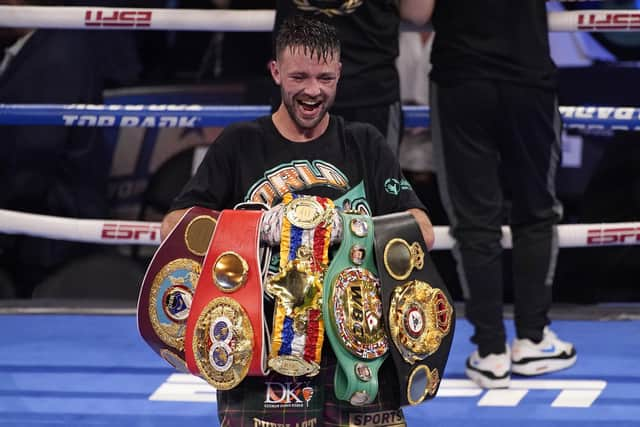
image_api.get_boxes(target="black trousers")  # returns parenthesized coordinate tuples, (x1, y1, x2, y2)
(430, 80, 563, 356)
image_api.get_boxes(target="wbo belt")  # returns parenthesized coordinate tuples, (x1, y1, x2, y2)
(373, 212, 455, 406)
(184, 209, 268, 390)
(323, 211, 388, 406)
(137, 206, 219, 373)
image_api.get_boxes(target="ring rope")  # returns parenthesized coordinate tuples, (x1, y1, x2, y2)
(1, 104, 639, 131)
(0, 6, 636, 33)
(1, 209, 637, 250)
(0, 209, 161, 246)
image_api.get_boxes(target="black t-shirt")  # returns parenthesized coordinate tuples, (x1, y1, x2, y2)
(171, 115, 424, 215)
(172, 115, 424, 426)
(430, 0, 557, 89)
(274, 0, 401, 109)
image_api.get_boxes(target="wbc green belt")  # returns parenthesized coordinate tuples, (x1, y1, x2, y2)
(323, 211, 389, 406)
(373, 212, 455, 406)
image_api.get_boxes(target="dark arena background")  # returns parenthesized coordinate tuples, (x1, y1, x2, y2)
(0, 1, 639, 426)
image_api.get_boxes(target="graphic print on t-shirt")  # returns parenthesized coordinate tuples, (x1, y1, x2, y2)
(244, 160, 359, 208)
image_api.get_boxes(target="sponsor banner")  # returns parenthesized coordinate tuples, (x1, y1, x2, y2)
(577, 11, 640, 30)
(3, 104, 640, 130)
(62, 114, 200, 128)
(586, 227, 640, 246)
(559, 106, 640, 131)
(101, 222, 161, 244)
(84, 9, 152, 28)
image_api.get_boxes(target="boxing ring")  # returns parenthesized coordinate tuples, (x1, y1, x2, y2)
(1, 4, 640, 427)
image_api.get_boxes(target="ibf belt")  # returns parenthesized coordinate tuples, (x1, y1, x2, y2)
(323, 211, 388, 406)
(373, 212, 455, 406)
(266, 193, 334, 377)
(137, 206, 219, 373)
(184, 209, 267, 390)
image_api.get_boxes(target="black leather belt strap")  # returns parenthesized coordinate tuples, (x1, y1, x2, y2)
(373, 212, 456, 406)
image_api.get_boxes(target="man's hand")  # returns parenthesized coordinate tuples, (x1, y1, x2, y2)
(407, 208, 435, 250)
(160, 208, 189, 241)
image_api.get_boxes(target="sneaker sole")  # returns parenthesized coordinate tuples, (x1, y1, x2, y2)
(465, 367, 511, 389)
(512, 354, 577, 376)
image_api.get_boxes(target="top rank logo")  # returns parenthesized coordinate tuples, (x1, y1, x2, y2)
(577, 12, 640, 30)
(85, 9, 152, 28)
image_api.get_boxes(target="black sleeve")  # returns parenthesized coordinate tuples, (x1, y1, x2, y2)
(363, 124, 427, 216)
(169, 127, 236, 211)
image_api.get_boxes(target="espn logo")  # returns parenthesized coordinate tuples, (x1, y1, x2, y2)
(577, 12, 640, 30)
(587, 227, 640, 245)
(85, 10, 152, 28)
(101, 223, 161, 242)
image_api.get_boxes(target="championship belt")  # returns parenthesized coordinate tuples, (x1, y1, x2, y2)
(373, 212, 455, 406)
(137, 206, 219, 373)
(266, 193, 334, 377)
(184, 209, 267, 390)
(323, 211, 388, 406)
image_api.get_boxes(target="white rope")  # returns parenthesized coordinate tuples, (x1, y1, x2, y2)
(0, 6, 275, 32)
(0, 6, 638, 33)
(432, 223, 640, 250)
(0, 209, 161, 245)
(2, 209, 638, 250)
(549, 9, 640, 32)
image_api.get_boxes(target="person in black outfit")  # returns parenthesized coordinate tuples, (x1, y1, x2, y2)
(161, 15, 434, 427)
(272, 0, 434, 155)
(420, 1, 577, 388)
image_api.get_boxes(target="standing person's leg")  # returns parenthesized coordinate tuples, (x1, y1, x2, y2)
(498, 83, 561, 341)
(431, 80, 507, 357)
(498, 83, 576, 376)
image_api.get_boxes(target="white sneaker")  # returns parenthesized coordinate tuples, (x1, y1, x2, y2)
(465, 345, 511, 389)
(511, 327, 577, 376)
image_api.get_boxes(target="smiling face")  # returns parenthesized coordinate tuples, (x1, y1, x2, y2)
(270, 45, 341, 141)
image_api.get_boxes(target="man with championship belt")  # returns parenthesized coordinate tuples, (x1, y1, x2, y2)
(160, 16, 434, 427)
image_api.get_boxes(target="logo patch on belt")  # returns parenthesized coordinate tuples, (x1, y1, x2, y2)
(284, 196, 331, 229)
(383, 238, 424, 281)
(184, 214, 217, 256)
(193, 296, 253, 390)
(331, 267, 388, 359)
(389, 280, 453, 364)
(149, 258, 201, 350)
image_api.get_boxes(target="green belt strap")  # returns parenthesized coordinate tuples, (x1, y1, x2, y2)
(323, 211, 388, 406)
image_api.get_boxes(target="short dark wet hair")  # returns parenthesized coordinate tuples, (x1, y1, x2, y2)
(274, 14, 340, 63)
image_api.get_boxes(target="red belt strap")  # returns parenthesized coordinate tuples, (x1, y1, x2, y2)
(184, 209, 266, 389)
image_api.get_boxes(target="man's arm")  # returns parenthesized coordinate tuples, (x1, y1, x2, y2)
(407, 208, 435, 250)
(160, 208, 189, 241)
(399, 0, 436, 26)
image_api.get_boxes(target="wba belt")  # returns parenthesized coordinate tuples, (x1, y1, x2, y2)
(373, 212, 455, 406)
(137, 206, 219, 373)
(184, 209, 267, 390)
(323, 211, 389, 406)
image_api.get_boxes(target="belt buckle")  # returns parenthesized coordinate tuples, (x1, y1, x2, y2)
(192, 296, 254, 390)
(389, 280, 453, 364)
